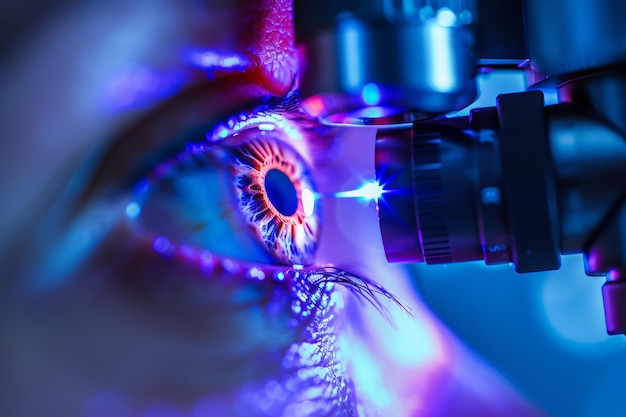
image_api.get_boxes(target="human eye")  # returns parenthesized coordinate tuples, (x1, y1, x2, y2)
(129, 95, 322, 269)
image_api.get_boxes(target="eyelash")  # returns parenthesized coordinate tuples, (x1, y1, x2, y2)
(146, 234, 409, 320)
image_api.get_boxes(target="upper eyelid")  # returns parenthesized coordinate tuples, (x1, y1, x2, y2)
(149, 113, 318, 200)
(204, 98, 323, 167)
(145, 96, 313, 175)
(208, 111, 305, 143)
(73, 83, 298, 213)
(209, 91, 305, 141)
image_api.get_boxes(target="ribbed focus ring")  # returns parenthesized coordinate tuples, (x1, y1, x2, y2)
(412, 132, 453, 264)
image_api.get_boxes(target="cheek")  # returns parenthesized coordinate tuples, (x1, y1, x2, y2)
(3, 221, 331, 402)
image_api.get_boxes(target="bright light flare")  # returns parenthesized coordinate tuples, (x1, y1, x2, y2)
(334, 181, 385, 201)
(361, 83, 381, 106)
(301, 188, 316, 217)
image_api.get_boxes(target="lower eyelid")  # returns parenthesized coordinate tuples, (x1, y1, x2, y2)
(142, 232, 295, 283)
(127, 224, 406, 322)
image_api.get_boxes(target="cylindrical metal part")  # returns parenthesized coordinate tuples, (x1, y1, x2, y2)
(602, 278, 626, 335)
(375, 126, 424, 263)
(296, 0, 478, 114)
(546, 103, 626, 255)
(374, 116, 492, 265)
(374, 91, 562, 272)
(558, 71, 626, 139)
(526, 0, 626, 77)
(411, 122, 483, 263)
(495, 91, 560, 272)
(470, 107, 512, 265)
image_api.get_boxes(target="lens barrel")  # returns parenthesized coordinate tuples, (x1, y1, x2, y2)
(376, 91, 562, 272)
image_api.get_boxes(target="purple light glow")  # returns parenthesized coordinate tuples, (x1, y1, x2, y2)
(153, 236, 172, 255)
(186, 49, 250, 73)
(221, 258, 239, 274)
(140, 403, 183, 417)
(104, 67, 186, 111)
(248, 267, 266, 280)
(178, 244, 198, 262)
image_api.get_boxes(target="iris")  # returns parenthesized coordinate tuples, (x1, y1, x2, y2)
(225, 133, 320, 265)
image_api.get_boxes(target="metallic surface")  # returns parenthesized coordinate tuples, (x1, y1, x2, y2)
(496, 92, 560, 273)
(603, 280, 626, 335)
(546, 104, 626, 255)
(375, 126, 423, 263)
(469, 108, 512, 265)
(558, 70, 626, 137)
(550, 71, 626, 335)
(296, 0, 478, 114)
(411, 120, 482, 263)
(526, 0, 626, 77)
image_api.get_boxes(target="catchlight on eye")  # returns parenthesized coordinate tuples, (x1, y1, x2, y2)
(333, 180, 386, 201)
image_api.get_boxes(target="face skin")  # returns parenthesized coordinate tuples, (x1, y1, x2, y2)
(0, 1, 546, 416)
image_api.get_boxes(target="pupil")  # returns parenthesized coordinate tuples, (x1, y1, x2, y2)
(264, 169, 298, 216)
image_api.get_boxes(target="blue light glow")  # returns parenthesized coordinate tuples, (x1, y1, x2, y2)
(125, 202, 141, 219)
(436, 7, 457, 27)
(340, 20, 363, 90)
(207, 112, 302, 142)
(258, 123, 276, 131)
(334, 181, 385, 201)
(427, 25, 455, 92)
(354, 106, 388, 118)
(361, 83, 381, 106)
(186, 49, 250, 72)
